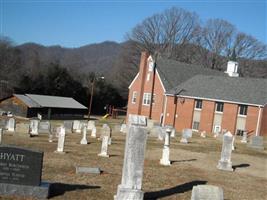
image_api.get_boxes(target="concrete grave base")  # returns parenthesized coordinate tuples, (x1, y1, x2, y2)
(0, 182, 50, 199)
(98, 153, 109, 157)
(76, 167, 101, 174)
(54, 151, 66, 154)
(114, 185, 144, 200)
(217, 160, 233, 172)
(180, 138, 188, 143)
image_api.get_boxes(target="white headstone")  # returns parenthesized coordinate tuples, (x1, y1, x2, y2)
(30, 120, 39, 136)
(73, 120, 82, 133)
(180, 128, 192, 143)
(160, 128, 171, 166)
(120, 124, 127, 134)
(200, 131, 206, 138)
(232, 136, 235, 150)
(100, 124, 111, 139)
(87, 120, 95, 130)
(128, 114, 147, 126)
(170, 128, 175, 138)
(7, 118, 15, 132)
(241, 132, 248, 143)
(98, 135, 109, 157)
(191, 185, 224, 200)
(80, 126, 88, 145)
(56, 126, 66, 153)
(39, 121, 51, 133)
(48, 131, 53, 143)
(114, 124, 148, 200)
(217, 131, 233, 171)
(91, 126, 97, 138)
(248, 136, 264, 150)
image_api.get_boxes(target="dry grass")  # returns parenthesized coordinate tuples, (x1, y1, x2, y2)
(0, 119, 267, 200)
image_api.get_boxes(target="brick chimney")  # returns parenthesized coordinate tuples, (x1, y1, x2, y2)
(137, 51, 150, 115)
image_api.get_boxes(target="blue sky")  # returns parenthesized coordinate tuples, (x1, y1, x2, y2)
(1, 0, 266, 47)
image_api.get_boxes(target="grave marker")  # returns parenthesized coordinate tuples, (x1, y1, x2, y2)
(98, 136, 109, 157)
(180, 128, 192, 143)
(64, 121, 73, 133)
(73, 120, 82, 133)
(39, 121, 50, 133)
(248, 136, 264, 150)
(0, 146, 50, 199)
(7, 118, 15, 132)
(160, 128, 171, 166)
(114, 117, 148, 200)
(217, 131, 233, 171)
(91, 127, 97, 138)
(241, 131, 248, 143)
(80, 126, 88, 145)
(55, 127, 66, 153)
(87, 120, 95, 130)
(29, 120, 39, 136)
(191, 185, 223, 200)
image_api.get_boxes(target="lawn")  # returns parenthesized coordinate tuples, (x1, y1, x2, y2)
(0, 118, 266, 200)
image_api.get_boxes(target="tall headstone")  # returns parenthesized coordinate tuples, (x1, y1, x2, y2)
(241, 131, 248, 143)
(98, 136, 109, 157)
(114, 115, 148, 200)
(55, 126, 66, 153)
(180, 128, 192, 143)
(248, 136, 264, 150)
(91, 127, 97, 138)
(191, 185, 223, 200)
(217, 131, 233, 171)
(0, 128, 2, 144)
(80, 125, 88, 145)
(29, 120, 39, 136)
(7, 118, 15, 132)
(160, 128, 171, 166)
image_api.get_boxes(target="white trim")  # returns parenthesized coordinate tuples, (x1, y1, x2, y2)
(143, 93, 151, 106)
(256, 107, 262, 136)
(164, 94, 264, 108)
(162, 95, 168, 126)
(237, 114, 247, 118)
(128, 73, 139, 89)
(156, 69, 166, 93)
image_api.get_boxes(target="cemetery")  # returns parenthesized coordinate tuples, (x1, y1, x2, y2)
(0, 115, 266, 200)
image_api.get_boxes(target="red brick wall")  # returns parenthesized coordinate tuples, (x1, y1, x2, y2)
(221, 103, 238, 134)
(127, 52, 165, 122)
(176, 98, 194, 131)
(199, 100, 215, 133)
(164, 96, 176, 126)
(260, 106, 267, 136)
(245, 106, 260, 134)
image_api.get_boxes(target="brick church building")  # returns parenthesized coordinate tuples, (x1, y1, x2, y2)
(126, 52, 267, 136)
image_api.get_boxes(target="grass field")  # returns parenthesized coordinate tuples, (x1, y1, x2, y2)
(1, 118, 267, 200)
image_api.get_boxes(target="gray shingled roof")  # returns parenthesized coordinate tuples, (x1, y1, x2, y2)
(167, 75, 267, 106)
(156, 57, 225, 91)
(26, 94, 87, 109)
(14, 94, 41, 108)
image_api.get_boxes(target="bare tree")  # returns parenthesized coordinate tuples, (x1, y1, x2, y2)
(127, 7, 200, 59)
(231, 32, 267, 60)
